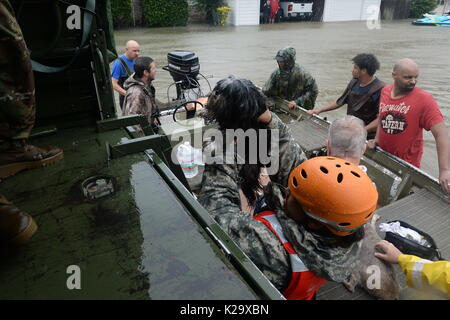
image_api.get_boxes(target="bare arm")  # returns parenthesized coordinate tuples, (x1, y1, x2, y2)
(365, 117, 379, 133)
(307, 101, 343, 116)
(430, 122, 450, 195)
(367, 115, 381, 149)
(111, 78, 127, 96)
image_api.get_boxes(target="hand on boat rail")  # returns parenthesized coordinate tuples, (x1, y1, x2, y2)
(366, 139, 378, 150)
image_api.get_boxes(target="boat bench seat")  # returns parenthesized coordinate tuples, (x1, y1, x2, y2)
(287, 120, 328, 157)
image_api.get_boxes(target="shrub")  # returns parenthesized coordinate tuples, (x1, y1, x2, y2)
(142, 0, 189, 27)
(217, 6, 231, 26)
(192, 0, 225, 24)
(110, 0, 133, 28)
(409, 0, 438, 18)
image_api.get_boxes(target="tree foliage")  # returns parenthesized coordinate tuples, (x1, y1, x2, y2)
(142, 0, 189, 27)
(409, 0, 438, 18)
(110, 0, 133, 28)
(192, 0, 226, 10)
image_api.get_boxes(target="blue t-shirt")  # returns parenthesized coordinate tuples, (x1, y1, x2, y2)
(111, 54, 135, 80)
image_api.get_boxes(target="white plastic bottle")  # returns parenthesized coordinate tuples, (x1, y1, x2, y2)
(177, 141, 198, 178)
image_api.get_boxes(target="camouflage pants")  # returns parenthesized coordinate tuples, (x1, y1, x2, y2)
(0, 0, 35, 145)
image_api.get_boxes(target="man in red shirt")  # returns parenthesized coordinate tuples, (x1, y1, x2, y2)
(368, 58, 450, 195)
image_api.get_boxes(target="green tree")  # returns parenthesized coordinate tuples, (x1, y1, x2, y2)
(142, 0, 189, 27)
(409, 0, 438, 18)
(110, 0, 133, 28)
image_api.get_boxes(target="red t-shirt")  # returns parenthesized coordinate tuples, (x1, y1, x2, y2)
(377, 85, 444, 168)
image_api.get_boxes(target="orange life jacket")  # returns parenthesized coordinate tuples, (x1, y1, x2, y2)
(254, 210, 327, 300)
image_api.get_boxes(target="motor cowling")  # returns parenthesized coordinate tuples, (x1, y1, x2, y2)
(167, 51, 200, 90)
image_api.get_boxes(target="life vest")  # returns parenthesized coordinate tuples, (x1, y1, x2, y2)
(254, 211, 327, 300)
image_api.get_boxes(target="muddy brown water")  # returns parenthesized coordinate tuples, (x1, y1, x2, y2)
(113, 20, 450, 178)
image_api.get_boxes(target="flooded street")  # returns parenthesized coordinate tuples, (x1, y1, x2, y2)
(113, 20, 450, 178)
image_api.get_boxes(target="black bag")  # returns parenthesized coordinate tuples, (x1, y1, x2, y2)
(384, 220, 443, 261)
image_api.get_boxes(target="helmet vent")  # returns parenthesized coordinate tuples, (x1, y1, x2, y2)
(336, 164, 341, 168)
(320, 166, 328, 174)
(301, 169, 307, 179)
(338, 222, 351, 227)
(337, 173, 344, 183)
(345, 162, 351, 165)
(292, 177, 299, 187)
(351, 171, 361, 178)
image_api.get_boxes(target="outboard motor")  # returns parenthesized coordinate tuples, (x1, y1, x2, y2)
(163, 50, 210, 103)
(167, 51, 200, 90)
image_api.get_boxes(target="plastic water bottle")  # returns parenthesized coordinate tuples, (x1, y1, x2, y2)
(177, 141, 198, 178)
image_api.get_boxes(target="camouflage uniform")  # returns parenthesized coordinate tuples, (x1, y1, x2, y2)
(0, 0, 36, 143)
(198, 113, 362, 292)
(122, 75, 158, 136)
(263, 47, 318, 110)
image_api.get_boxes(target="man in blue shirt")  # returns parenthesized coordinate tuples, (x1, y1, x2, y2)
(111, 40, 140, 110)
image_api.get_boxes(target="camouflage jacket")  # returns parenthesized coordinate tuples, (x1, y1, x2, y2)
(263, 48, 318, 110)
(123, 75, 157, 136)
(198, 114, 362, 292)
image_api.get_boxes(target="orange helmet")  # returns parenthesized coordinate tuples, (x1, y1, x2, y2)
(288, 156, 378, 236)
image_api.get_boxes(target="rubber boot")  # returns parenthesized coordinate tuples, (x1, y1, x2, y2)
(0, 195, 37, 245)
(0, 139, 63, 179)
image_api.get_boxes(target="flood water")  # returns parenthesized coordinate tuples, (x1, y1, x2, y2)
(113, 20, 450, 178)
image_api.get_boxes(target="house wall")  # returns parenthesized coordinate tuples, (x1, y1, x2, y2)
(323, 0, 381, 22)
(227, 0, 260, 26)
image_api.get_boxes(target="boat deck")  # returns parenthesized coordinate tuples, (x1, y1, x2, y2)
(0, 125, 262, 299)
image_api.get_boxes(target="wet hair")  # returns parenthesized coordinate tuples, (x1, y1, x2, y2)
(206, 76, 270, 206)
(351, 53, 380, 76)
(328, 116, 367, 160)
(239, 163, 264, 206)
(134, 56, 154, 79)
(206, 76, 268, 131)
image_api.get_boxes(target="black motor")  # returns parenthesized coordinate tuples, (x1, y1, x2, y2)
(167, 51, 200, 90)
